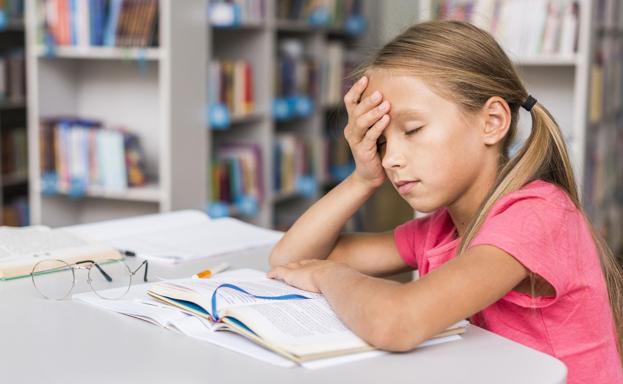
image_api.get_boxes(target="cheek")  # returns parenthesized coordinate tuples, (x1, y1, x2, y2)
(419, 123, 482, 182)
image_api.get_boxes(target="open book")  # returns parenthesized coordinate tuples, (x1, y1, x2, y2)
(0, 226, 121, 280)
(147, 269, 468, 363)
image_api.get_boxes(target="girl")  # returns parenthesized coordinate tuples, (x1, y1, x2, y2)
(267, 21, 623, 383)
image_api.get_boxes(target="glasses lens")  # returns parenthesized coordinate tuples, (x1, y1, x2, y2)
(88, 259, 132, 299)
(31, 259, 75, 300)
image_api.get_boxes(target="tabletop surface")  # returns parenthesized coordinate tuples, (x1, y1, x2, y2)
(1, 243, 567, 384)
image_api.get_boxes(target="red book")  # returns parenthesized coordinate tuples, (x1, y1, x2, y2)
(244, 62, 254, 113)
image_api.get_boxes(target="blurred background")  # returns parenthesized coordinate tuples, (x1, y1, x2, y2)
(1, 0, 621, 259)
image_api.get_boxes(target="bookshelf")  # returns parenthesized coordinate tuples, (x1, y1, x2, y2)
(26, 0, 207, 226)
(585, 0, 623, 255)
(25, 0, 373, 229)
(0, 0, 28, 226)
(206, 0, 372, 230)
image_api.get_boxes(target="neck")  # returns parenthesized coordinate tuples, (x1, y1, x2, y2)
(448, 172, 497, 238)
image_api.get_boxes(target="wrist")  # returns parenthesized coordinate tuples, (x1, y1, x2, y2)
(347, 172, 383, 194)
(313, 261, 352, 291)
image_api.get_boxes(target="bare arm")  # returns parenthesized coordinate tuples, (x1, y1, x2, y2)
(269, 244, 529, 351)
(269, 173, 375, 267)
(270, 74, 399, 274)
(327, 231, 412, 277)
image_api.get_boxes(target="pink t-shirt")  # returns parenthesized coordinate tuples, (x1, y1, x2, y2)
(394, 179, 622, 384)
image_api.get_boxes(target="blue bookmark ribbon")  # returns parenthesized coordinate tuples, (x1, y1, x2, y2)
(211, 283, 310, 321)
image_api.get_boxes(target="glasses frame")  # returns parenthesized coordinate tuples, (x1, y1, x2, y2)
(31, 258, 149, 301)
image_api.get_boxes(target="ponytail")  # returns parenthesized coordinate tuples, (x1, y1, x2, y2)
(457, 102, 623, 362)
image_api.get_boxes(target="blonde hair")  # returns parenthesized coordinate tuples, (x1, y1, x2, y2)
(354, 20, 623, 359)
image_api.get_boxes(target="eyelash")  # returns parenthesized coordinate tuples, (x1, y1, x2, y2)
(377, 126, 423, 150)
(405, 126, 423, 135)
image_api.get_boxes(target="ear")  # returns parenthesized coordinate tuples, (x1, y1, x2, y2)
(480, 96, 511, 146)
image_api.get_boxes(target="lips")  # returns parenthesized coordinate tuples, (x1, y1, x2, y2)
(394, 179, 420, 195)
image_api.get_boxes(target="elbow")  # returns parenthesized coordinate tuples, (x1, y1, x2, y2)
(364, 312, 427, 352)
(268, 241, 288, 269)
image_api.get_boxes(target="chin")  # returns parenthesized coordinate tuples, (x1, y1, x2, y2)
(405, 198, 441, 214)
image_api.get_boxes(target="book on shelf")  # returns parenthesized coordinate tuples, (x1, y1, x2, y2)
(41, 0, 158, 48)
(39, 117, 147, 195)
(209, 60, 255, 119)
(320, 42, 360, 107)
(146, 268, 469, 363)
(0, 49, 25, 102)
(2, 198, 29, 227)
(584, 1, 623, 256)
(276, 38, 318, 101)
(596, 0, 623, 29)
(273, 39, 318, 120)
(210, 143, 264, 213)
(276, 0, 364, 29)
(274, 134, 314, 196)
(0, 0, 23, 26)
(0, 224, 121, 280)
(431, 0, 580, 58)
(324, 127, 354, 183)
(208, 0, 265, 27)
(1, 127, 27, 178)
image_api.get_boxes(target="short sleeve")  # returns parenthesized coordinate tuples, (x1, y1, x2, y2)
(470, 195, 574, 308)
(394, 213, 438, 270)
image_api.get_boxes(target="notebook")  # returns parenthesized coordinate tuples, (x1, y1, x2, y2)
(0, 226, 121, 280)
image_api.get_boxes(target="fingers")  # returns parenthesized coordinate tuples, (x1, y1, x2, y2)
(343, 76, 368, 113)
(361, 113, 391, 150)
(353, 99, 389, 138)
(267, 260, 314, 279)
(352, 90, 384, 118)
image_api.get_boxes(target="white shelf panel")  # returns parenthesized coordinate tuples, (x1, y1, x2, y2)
(45, 183, 162, 203)
(36, 46, 161, 61)
(513, 55, 579, 66)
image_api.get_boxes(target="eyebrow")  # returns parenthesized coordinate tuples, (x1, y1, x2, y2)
(392, 109, 426, 120)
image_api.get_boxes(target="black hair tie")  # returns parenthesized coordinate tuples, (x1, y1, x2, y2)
(522, 95, 537, 111)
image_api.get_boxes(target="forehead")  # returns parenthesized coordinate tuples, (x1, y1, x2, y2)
(361, 70, 438, 114)
(362, 70, 466, 123)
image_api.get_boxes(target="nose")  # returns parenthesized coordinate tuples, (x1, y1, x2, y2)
(381, 139, 406, 170)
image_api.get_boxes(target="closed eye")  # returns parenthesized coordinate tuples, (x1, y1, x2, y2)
(405, 126, 423, 135)
(376, 140, 386, 152)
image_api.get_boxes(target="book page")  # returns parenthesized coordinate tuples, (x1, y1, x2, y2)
(154, 269, 322, 314)
(223, 297, 370, 357)
(0, 227, 91, 261)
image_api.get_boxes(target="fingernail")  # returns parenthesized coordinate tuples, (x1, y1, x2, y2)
(359, 76, 367, 85)
(378, 101, 388, 111)
(371, 91, 381, 102)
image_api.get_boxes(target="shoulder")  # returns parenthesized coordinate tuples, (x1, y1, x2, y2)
(488, 179, 576, 216)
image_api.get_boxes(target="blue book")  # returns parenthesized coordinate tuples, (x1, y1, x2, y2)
(89, 0, 105, 46)
(104, 0, 123, 47)
(69, 0, 77, 45)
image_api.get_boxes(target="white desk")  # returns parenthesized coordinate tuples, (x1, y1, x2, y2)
(1, 245, 567, 383)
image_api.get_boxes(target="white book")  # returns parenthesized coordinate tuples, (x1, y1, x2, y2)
(559, 0, 578, 55)
(0, 226, 121, 280)
(65, 210, 283, 264)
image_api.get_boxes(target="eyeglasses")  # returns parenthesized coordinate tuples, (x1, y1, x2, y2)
(30, 258, 149, 300)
